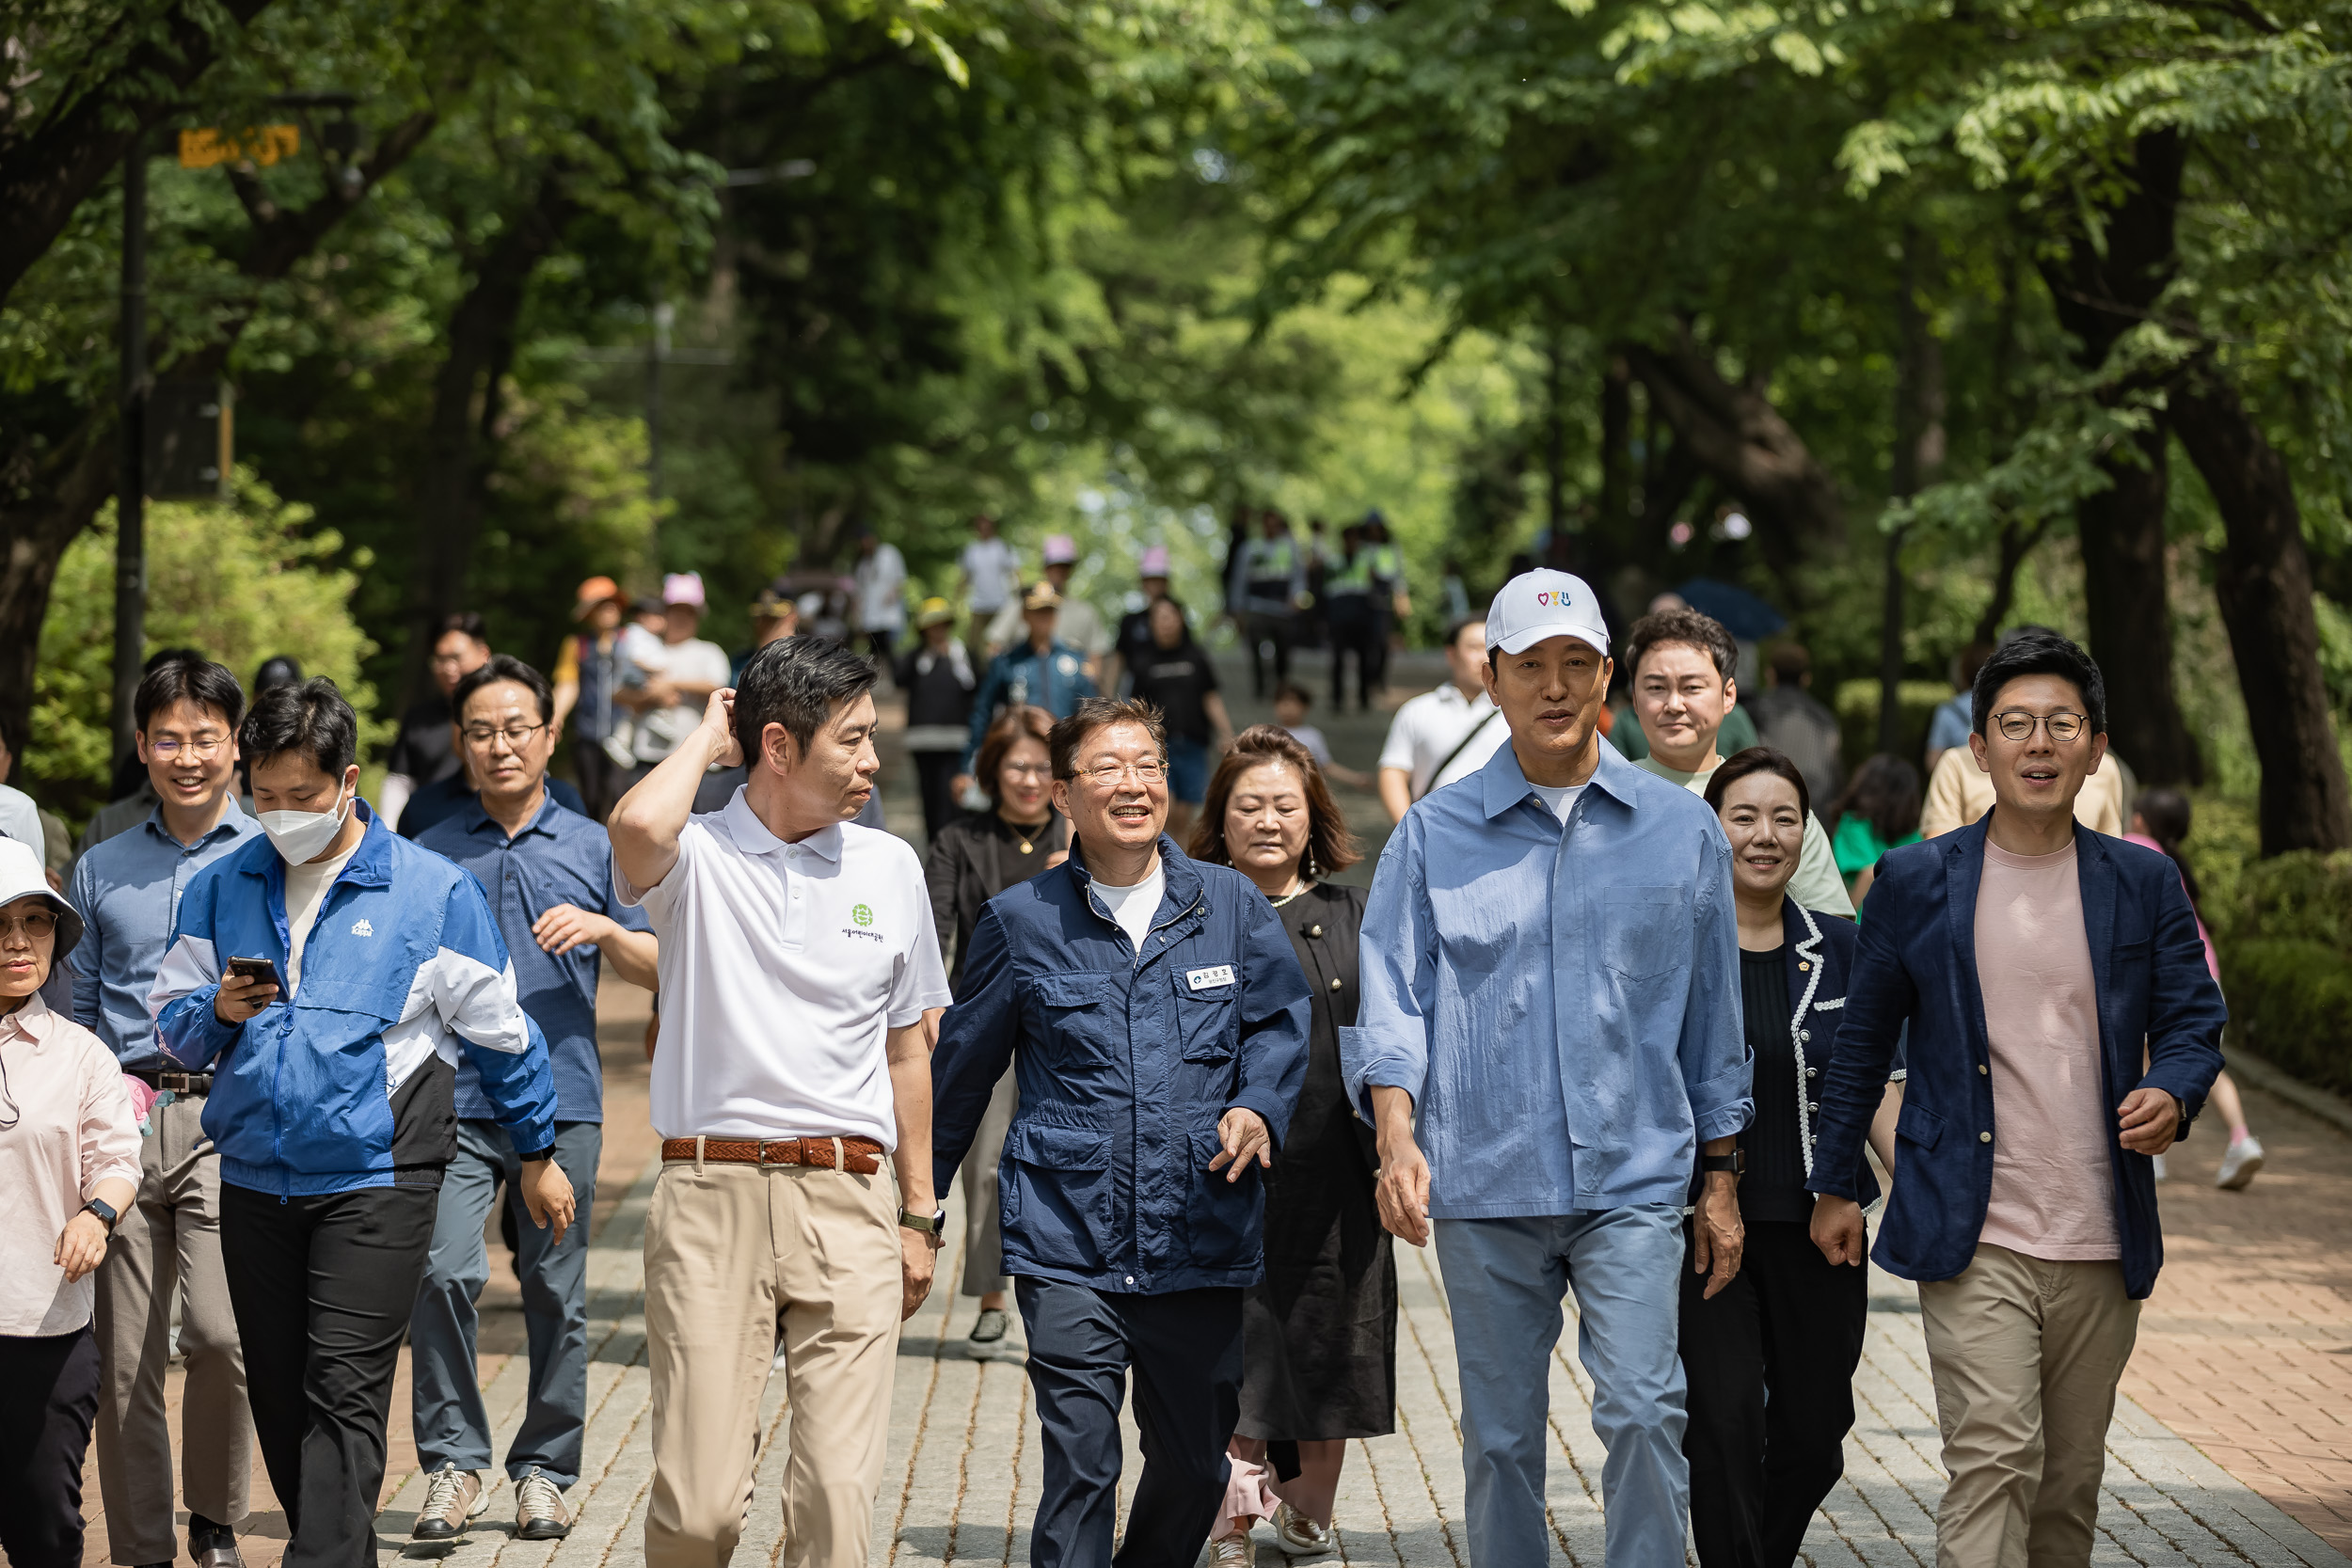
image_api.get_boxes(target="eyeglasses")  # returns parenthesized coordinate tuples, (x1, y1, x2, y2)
(146, 736, 229, 760)
(0, 910, 57, 942)
(461, 721, 550, 749)
(1073, 759, 1167, 787)
(1991, 710, 2090, 744)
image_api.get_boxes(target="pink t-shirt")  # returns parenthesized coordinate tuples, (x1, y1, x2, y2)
(1974, 839, 2120, 1261)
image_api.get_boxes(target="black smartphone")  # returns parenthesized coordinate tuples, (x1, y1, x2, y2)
(226, 956, 284, 991)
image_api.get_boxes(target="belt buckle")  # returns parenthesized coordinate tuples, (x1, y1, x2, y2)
(760, 1139, 798, 1166)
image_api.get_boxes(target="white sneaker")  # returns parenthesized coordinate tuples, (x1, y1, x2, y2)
(1206, 1530, 1255, 1566)
(2217, 1135, 2266, 1191)
(1273, 1501, 1334, 1556)
(2152, 1153, 2168, 1181)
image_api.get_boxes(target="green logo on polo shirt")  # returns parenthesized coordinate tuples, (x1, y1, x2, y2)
(852, 903, 874, 927)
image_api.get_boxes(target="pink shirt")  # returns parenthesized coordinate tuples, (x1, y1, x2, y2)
(1974, 839, 2120, 1261)
(0, 990, 142, 1336)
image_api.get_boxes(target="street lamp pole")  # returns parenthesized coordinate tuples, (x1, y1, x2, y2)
(113, 131, 149, 768)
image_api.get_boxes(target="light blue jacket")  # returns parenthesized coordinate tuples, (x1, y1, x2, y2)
(961, 640, 1098, 771)
(152, 801, 557, 1196)
(1343, 739, 1749, 1216)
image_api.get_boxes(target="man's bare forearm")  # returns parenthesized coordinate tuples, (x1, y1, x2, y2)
(1376, 768, 1413, 825)
(611, 723, 730, 889)
(1370, 1084, 1416, 1151)
(887, 1022, 935, 1212)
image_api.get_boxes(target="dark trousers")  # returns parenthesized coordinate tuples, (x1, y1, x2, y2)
(1017, 1279, 1244, 1568)
(1678, 1218, 1867, 1568)
(221, 1181, 438, 1568)
(572, 739, 632, 826)
(1243, 610, 1294, 697)
(914, 752, 963, 843)
(1327, 598, 1378, 712)
(0, 1328, 102, 1568)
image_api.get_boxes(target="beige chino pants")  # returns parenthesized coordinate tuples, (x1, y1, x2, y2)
(643, 1154, 903, 1568)
(1917, 1243, 2140, 1568)
(93, 1094, 251, 1563)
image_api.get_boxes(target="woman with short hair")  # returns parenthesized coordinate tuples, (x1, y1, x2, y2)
(0, 836, 141, 1568)
(1189, 725, 1388, 1563)
(923, 705, 1070, 1361)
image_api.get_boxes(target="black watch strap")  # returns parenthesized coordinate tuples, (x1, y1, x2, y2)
(517, 1147, 557, 1164)
(1699, 1150, 1745, 1176)
(82, 1197, 120, 1232)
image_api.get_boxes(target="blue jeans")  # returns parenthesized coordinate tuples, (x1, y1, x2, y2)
(1434, 1205, 1688, 1567)
(408, 1119, 600, 1485)
(1167, 734, 1210, 804)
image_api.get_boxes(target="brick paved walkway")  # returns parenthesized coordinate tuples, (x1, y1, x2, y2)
(73, 653, 2352, 1566)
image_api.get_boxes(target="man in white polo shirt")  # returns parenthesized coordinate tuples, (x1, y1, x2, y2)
(1374, 616, 1506, 822)
(609, 637, 952, 1568)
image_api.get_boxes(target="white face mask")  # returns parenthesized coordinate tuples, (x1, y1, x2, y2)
(259, 784, 351, 864)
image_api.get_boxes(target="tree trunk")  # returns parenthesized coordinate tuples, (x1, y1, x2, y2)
(2038, 127, 2201, 785)
(393, 180, 575, 710)
(1620, 329, 1842, 600)
(0, 0, 277, 302)
(0, 114, 437, 748)
(1882, 233, 1947, 752)
(1972, 515, 2056, 647)
(2170, 372, 2352, 854)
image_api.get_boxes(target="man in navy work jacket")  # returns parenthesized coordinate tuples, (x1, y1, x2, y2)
(152, 677, 574, 1568)
(1806, 629, 2224, 1568)
(931, 696, 1311, 1568)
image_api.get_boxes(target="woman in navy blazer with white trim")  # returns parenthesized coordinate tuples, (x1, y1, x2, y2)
(1680, 749, 1903, 1568)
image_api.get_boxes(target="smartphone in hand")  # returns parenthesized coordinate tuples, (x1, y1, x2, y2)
(226, 956, 284, 991)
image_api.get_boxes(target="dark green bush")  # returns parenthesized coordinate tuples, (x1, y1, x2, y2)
(2217, 851, 2352, 1095)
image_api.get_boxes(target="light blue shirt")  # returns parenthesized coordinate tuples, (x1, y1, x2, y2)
(1926, 691, 1973, 755)
(1342, 739, 1750, 1217)
(67, 805, 263, 1069)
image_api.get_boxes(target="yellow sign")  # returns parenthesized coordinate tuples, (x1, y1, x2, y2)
(177, 125, 301, 169)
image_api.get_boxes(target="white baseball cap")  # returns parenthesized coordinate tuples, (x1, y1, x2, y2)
(1485, 570, 1612, 657)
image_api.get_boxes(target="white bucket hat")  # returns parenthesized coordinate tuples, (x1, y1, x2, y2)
(0, 835, 82, 956)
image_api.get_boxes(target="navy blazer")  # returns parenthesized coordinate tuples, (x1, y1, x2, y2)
(930, 836, 1311, 1294)
(1804, 816, 2225, 1299)
(1777, 900, 1893, 1209)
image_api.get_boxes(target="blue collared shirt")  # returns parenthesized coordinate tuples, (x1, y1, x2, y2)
(1342, 739, 1750, 1216)
(414, 793, 649, 1123)
(67, 805, 264, 1069)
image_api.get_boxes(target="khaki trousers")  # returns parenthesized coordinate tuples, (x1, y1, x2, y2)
(643, 1154, 903, 1568)
(959, 1071, 1017, 1297)
(93, 1094, 251, 1562)
(1918, 1244, 2140, 1568)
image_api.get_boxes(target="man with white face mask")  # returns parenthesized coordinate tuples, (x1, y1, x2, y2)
(151, 678, 573, 1568)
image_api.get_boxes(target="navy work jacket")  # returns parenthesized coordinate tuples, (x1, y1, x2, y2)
(931, 836, 1311, 1294)
(1805, 816, 2226, 1299)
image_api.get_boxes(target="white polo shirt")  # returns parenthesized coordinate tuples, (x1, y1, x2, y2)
(1377, 681, 1506, 800)
(617, 789, 951, 1146)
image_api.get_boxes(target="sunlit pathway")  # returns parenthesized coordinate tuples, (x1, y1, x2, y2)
(357, 1161, 2346, 1568)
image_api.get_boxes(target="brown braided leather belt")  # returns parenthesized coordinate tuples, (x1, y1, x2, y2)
(660, 1135, 884, 1176)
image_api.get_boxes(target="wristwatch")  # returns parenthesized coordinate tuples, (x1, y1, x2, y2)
(898, 1205, 948, 1249)
(1699, 1150, 1746, 1178)
(516, 1147, 557, 1164)
(81, 1197, 121, 1233)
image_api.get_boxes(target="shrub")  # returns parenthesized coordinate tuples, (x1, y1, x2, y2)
(2217, 850, 2352, 1095)
(26, 470, 385, 828)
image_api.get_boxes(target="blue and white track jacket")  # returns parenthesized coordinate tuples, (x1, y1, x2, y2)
(151, 800, 557, 1197)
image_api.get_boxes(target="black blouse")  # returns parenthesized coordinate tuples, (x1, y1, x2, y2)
(1736, 944, 1809, 1223)
(923, 809, 1071, 992)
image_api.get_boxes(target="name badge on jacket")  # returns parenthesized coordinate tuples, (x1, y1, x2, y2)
(1186, 964, 1236, 990)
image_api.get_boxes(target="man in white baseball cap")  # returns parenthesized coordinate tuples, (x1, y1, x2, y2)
(1345, 567, 1750, 1567)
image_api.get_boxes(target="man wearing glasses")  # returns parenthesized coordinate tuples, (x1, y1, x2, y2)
(1805, 628, 2224, 1568)
(66, 655, 261, 1568)
(931, 697, 1310, 1568)
(408, 656, 660, 1542)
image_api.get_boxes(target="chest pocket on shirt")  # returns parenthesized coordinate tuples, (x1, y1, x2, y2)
(1027, 973, 1125, 1068)
(1176, 977, 1239, 1064)
(1599, 886, 1683, 982)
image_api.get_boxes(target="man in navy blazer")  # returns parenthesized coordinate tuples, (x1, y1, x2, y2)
(1805, 629, 2223, 1568)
